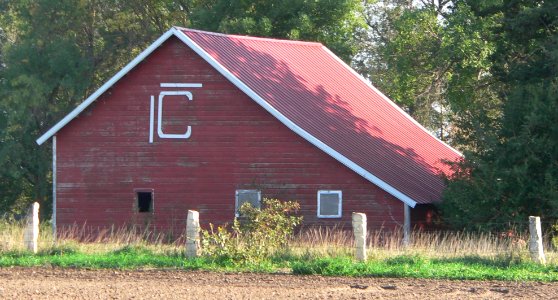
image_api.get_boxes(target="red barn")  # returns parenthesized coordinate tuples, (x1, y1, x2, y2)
(36, 27, 461, 234)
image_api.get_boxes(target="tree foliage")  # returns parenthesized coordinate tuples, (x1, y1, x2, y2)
(358, 0, 501, 147)
(189, 0, 364, 61)
(441, 0, 558, 230)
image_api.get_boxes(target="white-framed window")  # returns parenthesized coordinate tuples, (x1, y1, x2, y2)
(235, 190, 261, 217)
(317, 190, 342, 218)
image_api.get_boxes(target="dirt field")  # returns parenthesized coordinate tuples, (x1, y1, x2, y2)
(0, 267, 557, 299)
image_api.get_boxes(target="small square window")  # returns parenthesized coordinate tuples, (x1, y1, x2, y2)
(136, 191, 153, 213)
(317, 190, 342, 218)
(235, 190, 261, 217)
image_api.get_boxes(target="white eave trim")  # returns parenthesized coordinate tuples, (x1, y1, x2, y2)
(36, 28, 177, 145)
(320, 46, 463, 158)
(173, 28, 418, 207)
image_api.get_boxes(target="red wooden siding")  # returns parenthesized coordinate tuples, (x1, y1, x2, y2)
(56, 36, 404, 232)
(182, 28, 461, 205)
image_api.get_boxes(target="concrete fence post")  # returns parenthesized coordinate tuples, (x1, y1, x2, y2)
(186, 210, 201, 258)
(528, 216, 546, 264)
(352, 212, 367, 261)
(23, 202, 40, 253)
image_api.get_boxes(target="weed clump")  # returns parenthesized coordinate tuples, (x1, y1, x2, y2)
(201, 198, 302, 264)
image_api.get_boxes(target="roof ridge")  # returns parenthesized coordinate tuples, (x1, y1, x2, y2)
(174, 26, 323, 47)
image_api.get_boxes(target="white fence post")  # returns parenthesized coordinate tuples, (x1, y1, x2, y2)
(352, 212, 367, 262)
(186, 210, 200, 258)
(23, 202, 40, 253)
(528, 216, 546, 264)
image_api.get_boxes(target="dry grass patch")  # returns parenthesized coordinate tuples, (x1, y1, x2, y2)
(1, 220, 557, 264)
(290, 226, 557, 263)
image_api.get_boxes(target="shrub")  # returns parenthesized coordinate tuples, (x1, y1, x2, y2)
(201, 198, 302, 264)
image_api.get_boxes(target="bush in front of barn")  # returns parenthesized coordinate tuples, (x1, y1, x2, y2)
(201, 198, 302, 264)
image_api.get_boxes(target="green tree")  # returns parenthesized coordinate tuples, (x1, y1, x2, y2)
(441, 1, 558, 230)
(443, 81, 558, 229)
(189, 0, 365, 61)
(356, 0, 506, 146)
(358, 0, 500, 146)
(0, 0, 94, 214)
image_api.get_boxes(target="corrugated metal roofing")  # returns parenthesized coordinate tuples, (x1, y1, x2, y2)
(179, 27, 461, 205)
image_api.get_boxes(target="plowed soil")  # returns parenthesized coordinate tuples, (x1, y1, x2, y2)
(0, 267, 557, 299)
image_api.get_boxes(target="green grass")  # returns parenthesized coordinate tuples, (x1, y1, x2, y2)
(291, 255, 558, 281)
(1, 247, 557, 281)
(0, 246, 280, 273)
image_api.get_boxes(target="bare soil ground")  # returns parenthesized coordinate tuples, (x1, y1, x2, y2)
(0, 267, 557, 299)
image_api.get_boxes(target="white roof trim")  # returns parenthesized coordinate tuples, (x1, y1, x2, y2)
(173, 28, 418, 207)
(321, 46, 463, 157)
(36, 26, 419, 207)
(36, 29, 177, 145)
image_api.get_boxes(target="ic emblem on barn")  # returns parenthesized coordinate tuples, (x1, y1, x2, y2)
(149, 83, 203, 143)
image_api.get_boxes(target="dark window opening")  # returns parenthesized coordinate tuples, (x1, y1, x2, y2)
(137, 191, 153, 213)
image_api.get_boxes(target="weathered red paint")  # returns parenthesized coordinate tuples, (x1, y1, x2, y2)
(56, 37, 404, 233)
